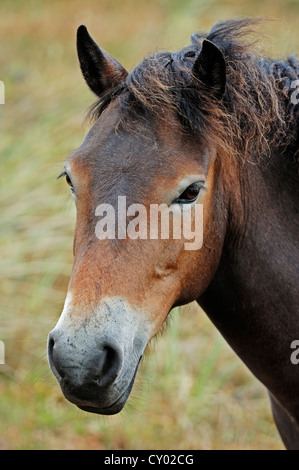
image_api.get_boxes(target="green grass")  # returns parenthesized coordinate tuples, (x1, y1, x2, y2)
(1, 0, 297, 449)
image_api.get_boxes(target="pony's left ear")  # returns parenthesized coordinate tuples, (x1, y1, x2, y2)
(76, 25, 128, 97)
(192, 39, 226, 99)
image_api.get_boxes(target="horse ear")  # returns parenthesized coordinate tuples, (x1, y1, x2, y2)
(192, 39, 226, 99)
(76, 25, 128, 97)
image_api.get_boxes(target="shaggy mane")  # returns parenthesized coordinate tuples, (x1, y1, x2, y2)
(88, 18, 299, 168)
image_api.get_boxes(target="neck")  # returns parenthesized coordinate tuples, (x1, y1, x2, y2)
(198, 149, 299, 415)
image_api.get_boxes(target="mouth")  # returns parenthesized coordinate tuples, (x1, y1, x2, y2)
(77, 356, 142, 415)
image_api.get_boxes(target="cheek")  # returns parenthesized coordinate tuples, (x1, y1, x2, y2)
(72, 200, 95, 257)
(170, 199, 222, 304)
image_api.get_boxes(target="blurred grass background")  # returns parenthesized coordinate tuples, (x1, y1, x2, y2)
(1, 0, 298, 450)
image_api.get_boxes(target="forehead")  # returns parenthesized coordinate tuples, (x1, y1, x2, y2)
(66, 100, 209, 200)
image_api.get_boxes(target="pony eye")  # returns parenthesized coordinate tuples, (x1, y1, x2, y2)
(57, 170, 75, 195)
(176, 182, 202, 204)
(65, 173, 73, 188)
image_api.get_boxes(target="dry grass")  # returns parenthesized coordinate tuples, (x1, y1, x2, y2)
(1, 0, 297, 450)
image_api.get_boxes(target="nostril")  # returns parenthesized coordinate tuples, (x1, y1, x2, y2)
(47, 331, 65, 380)
(48, 336, 55, 359)
(102, 345, 119, 376)
(97, 344, 122, 388)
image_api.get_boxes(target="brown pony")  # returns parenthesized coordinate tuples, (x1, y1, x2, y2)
(48, 19, 299, 449)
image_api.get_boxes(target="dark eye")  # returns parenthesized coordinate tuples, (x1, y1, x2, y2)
(58, 170, 75, 194)
(65, 173, 73, 187)
(176, 182, 202, 204)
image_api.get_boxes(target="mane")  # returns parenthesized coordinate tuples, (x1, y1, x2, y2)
(89, 18, 299, 170)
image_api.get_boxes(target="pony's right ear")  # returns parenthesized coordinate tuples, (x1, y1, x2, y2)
(192, 39, 226, 99)
(76, 25, 128, 97)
